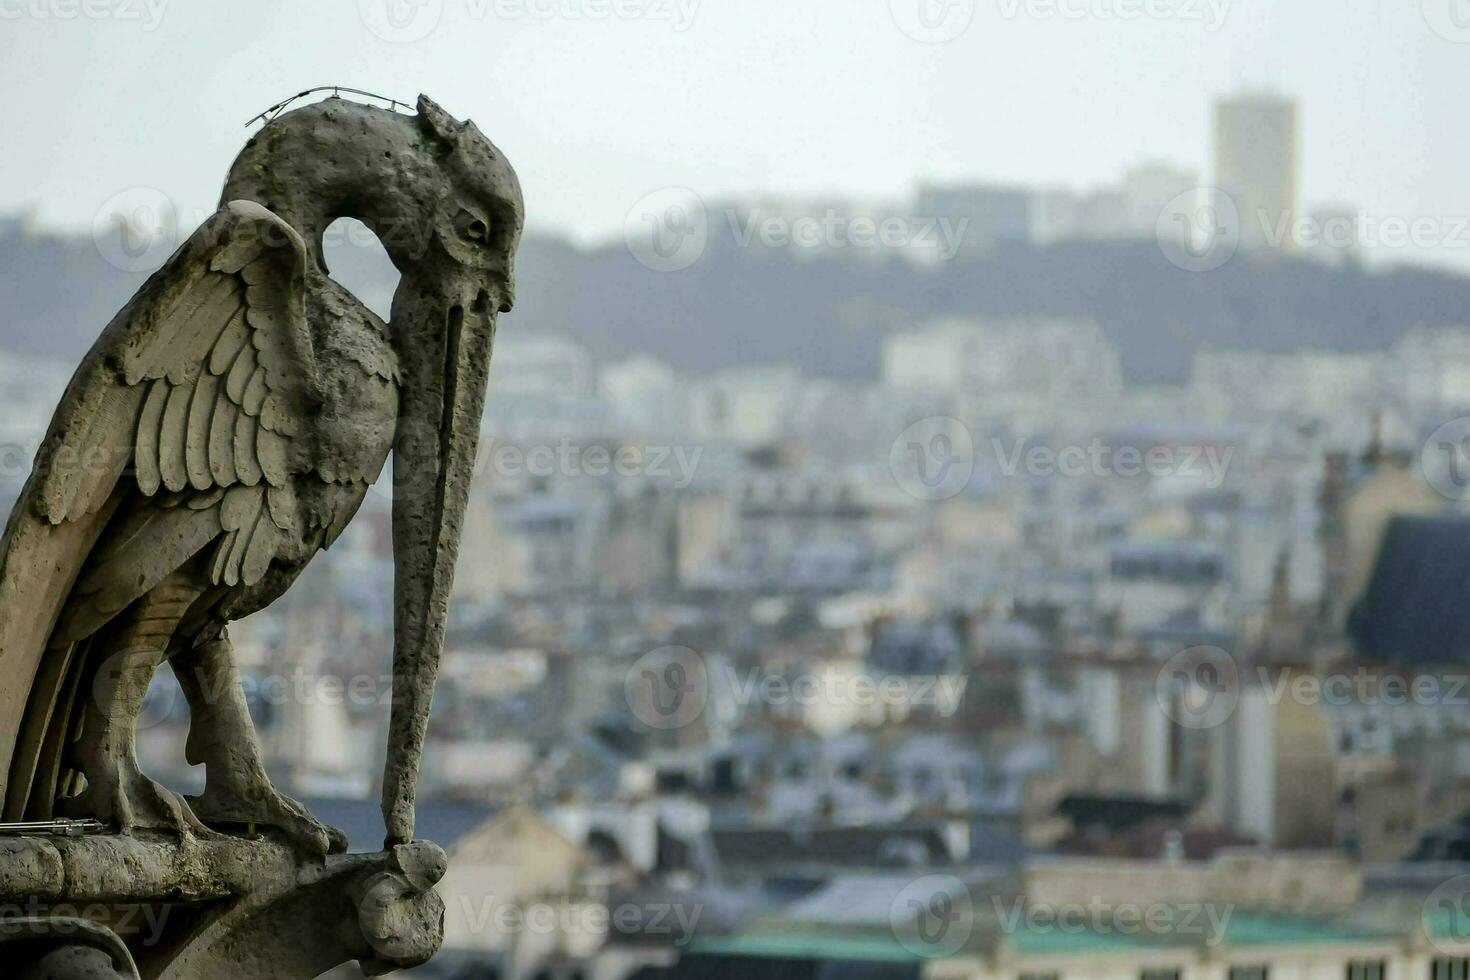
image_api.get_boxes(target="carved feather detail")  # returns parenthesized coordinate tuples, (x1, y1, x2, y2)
(210, 309, 251, 376)
(209, 484, 294, 588)
(186, 373, 219, 491)
(256, 429, 289, 487)
(226, 342, 258, 404)
(135, 380, 169, 497)
(234, 411, 262, 486)
(243, 366, 269, 416)
(209, 397, 240, 485)
(159, 383, 192, 493)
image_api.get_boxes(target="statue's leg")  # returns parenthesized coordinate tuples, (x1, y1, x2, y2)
(59, 578, 213, 837)
(173, 628, 347, 856)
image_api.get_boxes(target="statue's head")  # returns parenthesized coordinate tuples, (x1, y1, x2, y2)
(223, 93, 523, 316)
(410, 97, 522, 308)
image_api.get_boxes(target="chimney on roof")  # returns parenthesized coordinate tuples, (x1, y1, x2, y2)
(1162, 829, 1185, 864)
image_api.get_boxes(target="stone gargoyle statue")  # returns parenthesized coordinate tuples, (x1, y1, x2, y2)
(0, 92, 522, 978)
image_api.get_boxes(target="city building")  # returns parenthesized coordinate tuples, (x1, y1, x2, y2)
(1213, 93, 1300, 252)
(916, 184, 1032, 252)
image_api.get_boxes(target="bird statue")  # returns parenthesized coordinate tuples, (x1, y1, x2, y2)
(0, 93, 522, 856)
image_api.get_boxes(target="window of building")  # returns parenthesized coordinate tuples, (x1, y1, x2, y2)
(1346, 961, 1385, 980)
(1229, 967, 1268, 980)
(1019, 974, 1059, 980)
(1141, 971, 1181, 980)
(1433, 958, 1470, 980)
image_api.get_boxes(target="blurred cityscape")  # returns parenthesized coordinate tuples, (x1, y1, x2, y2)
(10, 92, 1470, 978)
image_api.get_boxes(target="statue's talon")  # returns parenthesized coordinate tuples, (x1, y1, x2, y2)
(134, 776, 222, 842)
(61, 761, 220, 842)
(189, 784, 347, 857)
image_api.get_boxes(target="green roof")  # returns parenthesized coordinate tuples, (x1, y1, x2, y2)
(687, 907, 1399, 964)
(1217, 912, 1391, 947)
(688, 930, 921, 962)
(1006, 907, 1392, 956)
(1010, 927, 1161, 955)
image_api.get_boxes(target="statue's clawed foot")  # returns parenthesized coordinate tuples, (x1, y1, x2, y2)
(189, 777, 347, 857)
(177, 633, 348, 857)
(60, 756, 217, 841)
(59, 625, 219, 842)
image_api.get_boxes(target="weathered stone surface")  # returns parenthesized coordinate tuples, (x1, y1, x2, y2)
(0, 837, 64, 899)
(0, 91, 522, 977)
(19, 944, 128, 980)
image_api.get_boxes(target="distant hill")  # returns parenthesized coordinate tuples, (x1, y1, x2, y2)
(6, 220, 1470, 385)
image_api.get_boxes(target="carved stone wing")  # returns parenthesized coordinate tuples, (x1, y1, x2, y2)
(37, 200, 320, 524)
(0, 200, 320, 808)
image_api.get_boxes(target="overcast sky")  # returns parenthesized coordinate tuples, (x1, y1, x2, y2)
(1, 0, 1466, 265)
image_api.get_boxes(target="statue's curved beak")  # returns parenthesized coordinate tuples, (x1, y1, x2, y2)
(381, 276, 502, 846)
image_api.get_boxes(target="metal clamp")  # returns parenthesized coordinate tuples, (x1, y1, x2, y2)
(0, 818, 105, 837)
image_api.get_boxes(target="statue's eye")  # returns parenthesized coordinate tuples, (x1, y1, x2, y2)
(455, 209, 490, 244)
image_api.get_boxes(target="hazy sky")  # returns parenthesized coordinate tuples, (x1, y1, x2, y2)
(1, 0, 1466, 263)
